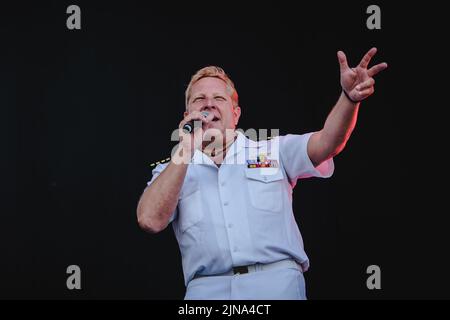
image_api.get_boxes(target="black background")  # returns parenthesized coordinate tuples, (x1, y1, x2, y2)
(0, 1, 447, 299)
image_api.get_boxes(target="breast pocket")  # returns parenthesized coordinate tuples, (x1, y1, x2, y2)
(178, 187, 204, 233)
(245, 168, 284, 212)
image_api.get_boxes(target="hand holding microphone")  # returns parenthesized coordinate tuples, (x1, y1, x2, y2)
(176, 111, 213, 162)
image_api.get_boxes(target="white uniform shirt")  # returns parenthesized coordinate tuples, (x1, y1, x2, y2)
(147, 131, 334, 286)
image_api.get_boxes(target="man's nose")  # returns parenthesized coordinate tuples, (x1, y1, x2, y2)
(201, 101, 217, 111)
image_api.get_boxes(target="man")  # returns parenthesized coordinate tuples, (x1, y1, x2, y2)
(137, 48, 387, 299)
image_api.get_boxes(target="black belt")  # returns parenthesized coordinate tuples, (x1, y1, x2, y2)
(192, 259, 301, 280)
(232, 266, 249, 274)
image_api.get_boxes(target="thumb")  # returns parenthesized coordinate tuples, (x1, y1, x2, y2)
(337, 51, 349, 73)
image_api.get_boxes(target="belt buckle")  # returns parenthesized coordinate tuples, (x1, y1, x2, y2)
(233, 266, 248, 275)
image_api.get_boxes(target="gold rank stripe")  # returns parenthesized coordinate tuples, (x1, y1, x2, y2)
(149, 136, 274, 167)
(150, 157, 171, 167)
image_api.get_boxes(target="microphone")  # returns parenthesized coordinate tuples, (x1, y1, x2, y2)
(183, 111, 209, 133)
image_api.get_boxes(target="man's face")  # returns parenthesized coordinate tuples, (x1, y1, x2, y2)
(185, 77, 241, 134)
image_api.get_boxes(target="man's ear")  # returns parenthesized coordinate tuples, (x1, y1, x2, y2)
(183, 110, 189, 117)
(233, 106, 241, 126)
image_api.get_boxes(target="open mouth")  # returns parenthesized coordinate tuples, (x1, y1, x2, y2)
(212, 116, 220, 122)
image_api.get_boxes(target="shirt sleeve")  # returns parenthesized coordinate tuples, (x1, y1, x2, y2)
(278, 132, 334, 183)
(146, 163, 178, 223)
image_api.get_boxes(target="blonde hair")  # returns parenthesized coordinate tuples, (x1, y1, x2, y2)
(185, 66, 239, 109)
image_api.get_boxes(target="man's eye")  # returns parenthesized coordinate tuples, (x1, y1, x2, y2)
(194, 97, 204, 102)
(215, 96, 225, 101)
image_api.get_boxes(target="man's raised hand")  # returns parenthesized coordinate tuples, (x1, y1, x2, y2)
(338, 47, 388, 103)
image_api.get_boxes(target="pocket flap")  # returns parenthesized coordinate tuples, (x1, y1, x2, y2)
(245, 168, 284, 183)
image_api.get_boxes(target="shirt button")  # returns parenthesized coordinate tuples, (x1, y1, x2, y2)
(223, 201, 229, 206)
(263, 176, 268, 181)
(221, 181, 226, 187)
(228, 223, 233, 228)
(233, 247, 238, 252)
